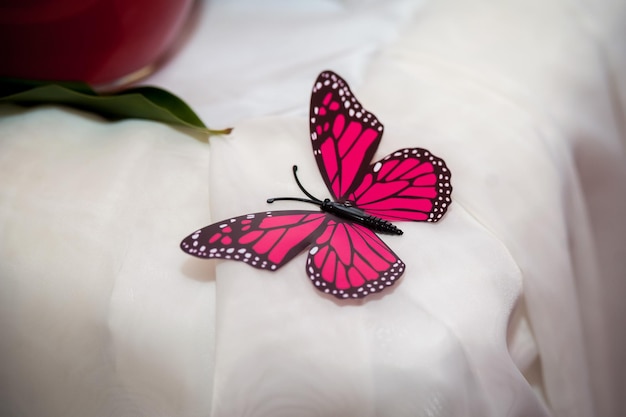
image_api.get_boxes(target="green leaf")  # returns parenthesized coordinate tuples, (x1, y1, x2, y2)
(0, 78, 232, 136)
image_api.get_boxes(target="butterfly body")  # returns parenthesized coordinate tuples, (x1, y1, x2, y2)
(181, 70, 452, 300)
(319, 199, 402, 235)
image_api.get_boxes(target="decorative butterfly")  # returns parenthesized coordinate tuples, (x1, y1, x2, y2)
(181, 71, 452, 299)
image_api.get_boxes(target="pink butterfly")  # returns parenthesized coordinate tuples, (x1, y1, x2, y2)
(181, 71, 452, 299)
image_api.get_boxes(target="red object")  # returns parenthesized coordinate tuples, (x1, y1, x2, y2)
(0, 0, 193, 86)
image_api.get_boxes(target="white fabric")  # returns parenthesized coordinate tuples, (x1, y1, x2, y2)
(1, 0, 625, 416)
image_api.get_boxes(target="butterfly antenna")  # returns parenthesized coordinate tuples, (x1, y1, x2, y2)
(266, 165, 324, 206)
(291, 165, 323, 202)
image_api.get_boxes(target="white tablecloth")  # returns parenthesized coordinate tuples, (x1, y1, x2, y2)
(1, 0, 625, 416)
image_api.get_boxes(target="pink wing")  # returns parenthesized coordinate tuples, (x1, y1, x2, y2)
(347, 148, 452, 222)
(306, 220, 405, 299)
(181, 211, 328, 270)
(310, 70, 383, 201)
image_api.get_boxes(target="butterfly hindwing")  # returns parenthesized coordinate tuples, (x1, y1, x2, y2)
(310, 71, 384, 201)
(347, 148, 453, 222)
(181, 211, 328, 270)
(305, 220, 405, 299)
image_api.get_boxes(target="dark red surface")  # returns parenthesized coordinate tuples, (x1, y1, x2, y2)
(0, 0, 193, 85)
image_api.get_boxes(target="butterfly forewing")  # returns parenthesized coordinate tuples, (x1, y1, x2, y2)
(305, 221, 405, 299)
(310, 71, 384, 201)
(348, 148, 453, 222)
(181, 211, 328, 270)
